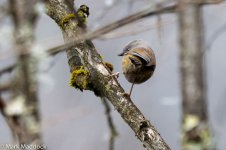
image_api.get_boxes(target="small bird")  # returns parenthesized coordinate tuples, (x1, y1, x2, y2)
(118, 40, 156, 96)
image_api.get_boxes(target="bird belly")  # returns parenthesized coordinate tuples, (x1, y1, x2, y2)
(123, 69, 153, 84)
(122, 55, 154, 84)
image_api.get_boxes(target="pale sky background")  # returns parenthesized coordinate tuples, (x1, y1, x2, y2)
(0, 0, 226, 150)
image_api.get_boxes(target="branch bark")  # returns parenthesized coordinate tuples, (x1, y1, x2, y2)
(101, 98, 118, 150)
(45, 0, 170, 149)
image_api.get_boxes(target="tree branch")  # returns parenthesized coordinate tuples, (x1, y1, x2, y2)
(0, 94, 6, 116)
(206, 22, 226, 51)
(0, 65, 15, 76)
(199, 0, 223, 5)
(0, 81, 11, 92)
(45, 0, 171, 149)
(101, 98, 118, 150)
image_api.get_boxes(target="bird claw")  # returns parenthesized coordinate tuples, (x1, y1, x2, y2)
(122, 92, 131, 98)
(110, 72, 119, 78)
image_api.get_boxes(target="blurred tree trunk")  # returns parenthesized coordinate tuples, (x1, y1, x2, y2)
(178, 0, 213, 149)
(5, 0, 42, 146)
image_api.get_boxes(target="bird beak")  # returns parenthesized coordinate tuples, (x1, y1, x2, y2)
(118, 52, 124, 56)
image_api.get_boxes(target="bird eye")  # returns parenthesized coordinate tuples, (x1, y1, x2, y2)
(129, 57, 141, 65)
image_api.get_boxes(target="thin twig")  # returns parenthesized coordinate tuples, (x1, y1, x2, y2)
(206, 22, 226, 51)
(0, 81, 11, 92)
(199, 0, 224, 5)
(1, 0, 223, 60)
(0, 94, 6, 116)
(47, 3, 177, 55)
(0, 65, 15, 76)
(100, 17, 176, 40)
(101, 98, 118, 150)
(0, 3, 176, 62)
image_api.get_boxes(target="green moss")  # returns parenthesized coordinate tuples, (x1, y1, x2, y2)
(61, 13, 76, 28)
(70, 66, 89, 91)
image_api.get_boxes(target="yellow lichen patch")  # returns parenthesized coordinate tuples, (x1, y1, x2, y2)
(77, 11, 87, 24)
(76, 5, 89, 25)
(70, 66, 89, 91)
(61, 13, 76, 28)
(79, 5, 89, 16)
(104, 62, 114, 72)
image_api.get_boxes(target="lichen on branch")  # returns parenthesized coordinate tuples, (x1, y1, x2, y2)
(70, 66, 90, 91)
(76, 5, 89, 26)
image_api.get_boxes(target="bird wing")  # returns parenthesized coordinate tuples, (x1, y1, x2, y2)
(130, 48, 154, 66)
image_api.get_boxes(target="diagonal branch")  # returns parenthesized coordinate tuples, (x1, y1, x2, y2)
(0, 81, 11, 92)
(45, 0, 171, 149)
(0, 65, 15, 76)
(0, 94, 5, 116)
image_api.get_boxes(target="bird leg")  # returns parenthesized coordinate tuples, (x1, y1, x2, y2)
(129, 81, 135, 96)
(109, 72, 120, 79)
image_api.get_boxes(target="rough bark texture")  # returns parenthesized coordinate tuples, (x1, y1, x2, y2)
(46, 0, 170, 149)
(178, 0, 213, 149)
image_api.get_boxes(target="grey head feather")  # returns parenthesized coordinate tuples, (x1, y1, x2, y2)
(118, 40, 151, 56)
(124, 40, 150, 53)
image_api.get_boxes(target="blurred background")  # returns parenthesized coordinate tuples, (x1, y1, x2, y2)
(0, 0, 226, 149)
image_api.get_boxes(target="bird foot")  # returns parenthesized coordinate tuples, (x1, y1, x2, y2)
(122, 92, 131, 98)
(110, 72, 119, 78)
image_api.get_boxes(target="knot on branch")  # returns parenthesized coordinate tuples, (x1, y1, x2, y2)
(70, 66, 90, 91)
(138, 120, 152, 141)
(76, 5, 89, 26)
